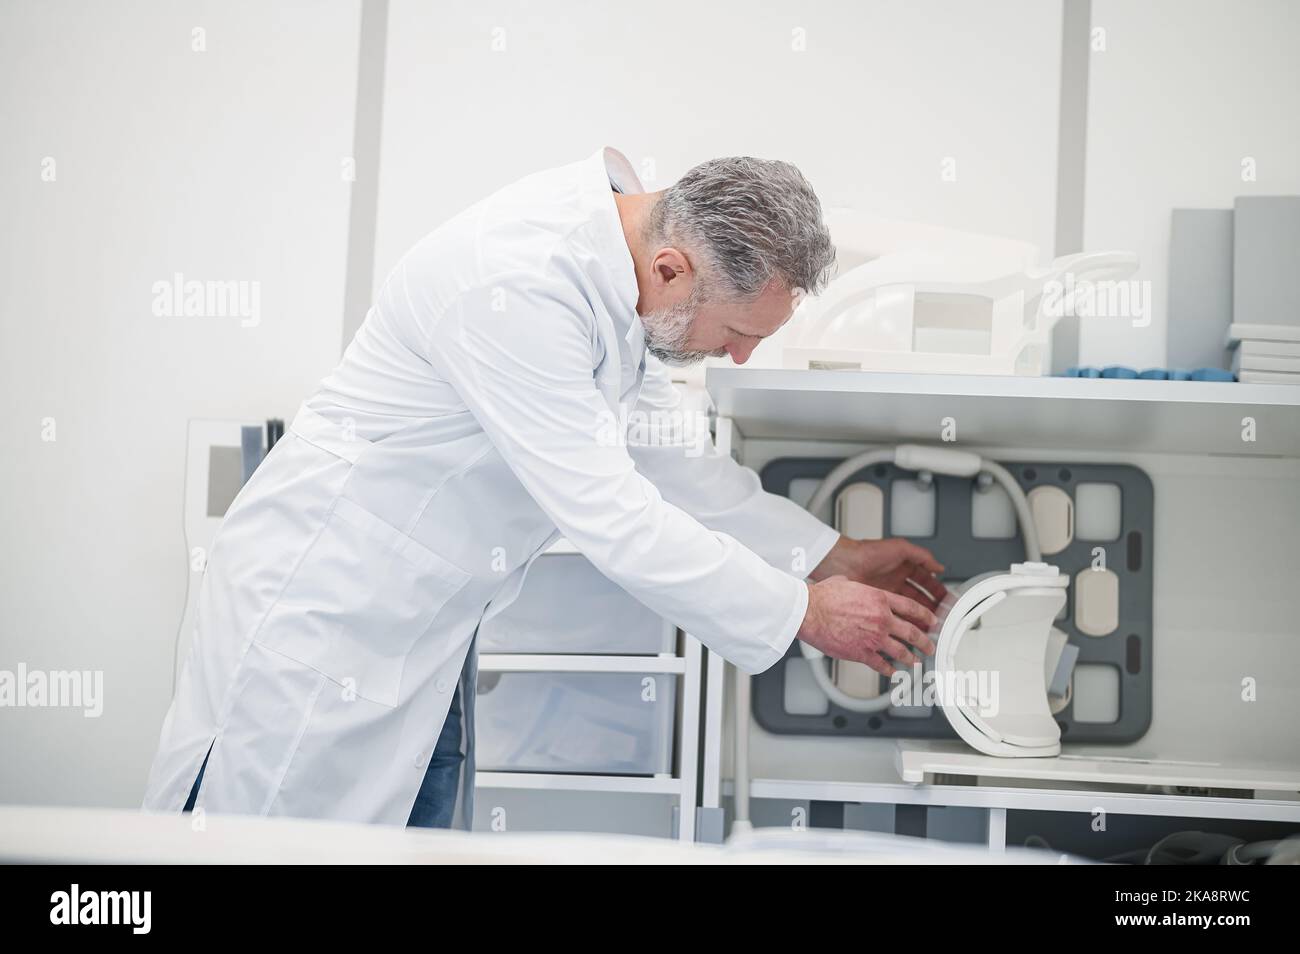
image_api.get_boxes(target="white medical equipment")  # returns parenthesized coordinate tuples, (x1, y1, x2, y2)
(732, 443, 1078, 833)
(931, 562, 1069, 758)
(0, 804, 1087, 865)
(782, 213, 1139, 376)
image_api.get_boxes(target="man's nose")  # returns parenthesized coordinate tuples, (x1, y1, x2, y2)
(727, 342, 755, 364)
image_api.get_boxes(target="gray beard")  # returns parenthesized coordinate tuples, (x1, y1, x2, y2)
(642, 301, 727, 367)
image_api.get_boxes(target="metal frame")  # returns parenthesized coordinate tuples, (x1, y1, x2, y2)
(475, 550, 704, 842)
(726, 777, 1300, 852)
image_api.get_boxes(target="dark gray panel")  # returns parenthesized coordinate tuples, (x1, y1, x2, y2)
(751, 457, 1154, 745)
(239, 424, 265, 485)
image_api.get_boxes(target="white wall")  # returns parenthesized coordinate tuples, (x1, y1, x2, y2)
(0, 0, 360, 807)
(374, 0, 1064, 291)
(1081, 0, 1300, 366)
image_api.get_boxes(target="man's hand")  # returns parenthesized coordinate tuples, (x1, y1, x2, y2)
(798, 576, 938, 677)
(810, 537, 948, 612)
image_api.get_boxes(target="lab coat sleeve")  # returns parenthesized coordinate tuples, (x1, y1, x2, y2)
(627, 357, 840, 578)
(418, 272, 807, 674)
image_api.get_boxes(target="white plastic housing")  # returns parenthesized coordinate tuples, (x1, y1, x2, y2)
(933, 563, 1070, 758)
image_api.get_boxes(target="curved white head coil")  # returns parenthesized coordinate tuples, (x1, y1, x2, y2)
(932, 562, 1069, 758)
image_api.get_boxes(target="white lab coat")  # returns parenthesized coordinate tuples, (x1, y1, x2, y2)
(143, 147, 838, 827)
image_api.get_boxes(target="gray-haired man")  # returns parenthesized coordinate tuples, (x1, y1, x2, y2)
(145, 147, 946, 829)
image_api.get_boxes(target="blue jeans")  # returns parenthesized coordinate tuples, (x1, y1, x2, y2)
(183, 745, 210, 812)
(406, 683, 465, 829)
(182, 684, 465, 829)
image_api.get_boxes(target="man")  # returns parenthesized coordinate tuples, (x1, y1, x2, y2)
(143, 147, 946, 829)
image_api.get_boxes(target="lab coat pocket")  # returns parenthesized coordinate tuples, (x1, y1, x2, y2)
(254, 495, 471, 707)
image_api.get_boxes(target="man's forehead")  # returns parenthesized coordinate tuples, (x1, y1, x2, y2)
(732, 284, 800, 328)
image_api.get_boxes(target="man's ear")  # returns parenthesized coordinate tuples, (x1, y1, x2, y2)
(651, 247, 691, 295)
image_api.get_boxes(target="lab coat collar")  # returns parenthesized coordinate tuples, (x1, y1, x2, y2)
(625, 312, 646, 351)
(594, 147, 647, 366)
(602, 146, 644, 196)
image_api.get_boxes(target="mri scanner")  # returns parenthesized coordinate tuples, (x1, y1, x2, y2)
(781, 211, 1138, 376)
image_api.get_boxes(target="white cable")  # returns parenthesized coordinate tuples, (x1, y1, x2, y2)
(803, 449, 896, 522)
(980, 459, 1041, 562)
(796, 449, 900, 711)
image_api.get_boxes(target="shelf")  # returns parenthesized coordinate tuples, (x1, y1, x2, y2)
(729, 778, 1300, 824)
(706, 368, 1300, 457)
(477, 653, 685, 674)
(896, 740, 1300, 792)
(474, 772, 681, 794)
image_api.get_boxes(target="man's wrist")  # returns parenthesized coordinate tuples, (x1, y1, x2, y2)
(798, 580, 822, 641)
(808, 534, 857, 582)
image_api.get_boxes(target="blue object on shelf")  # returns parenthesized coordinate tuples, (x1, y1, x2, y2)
(1059, 366, 1239, 382)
